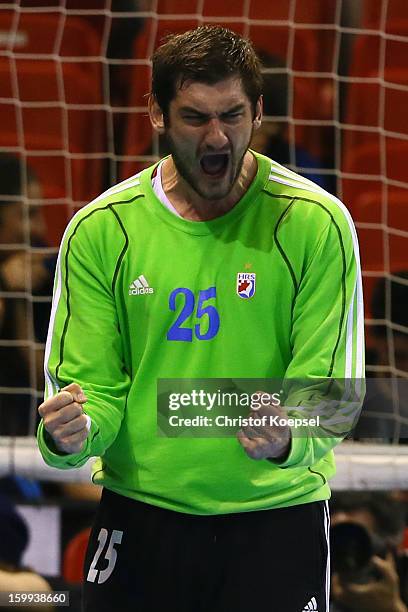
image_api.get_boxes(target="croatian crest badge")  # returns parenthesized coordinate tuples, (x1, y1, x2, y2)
(236, 272, 256, 299)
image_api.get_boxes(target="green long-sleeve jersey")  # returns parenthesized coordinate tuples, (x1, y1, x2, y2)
(37, 151, 365, 514)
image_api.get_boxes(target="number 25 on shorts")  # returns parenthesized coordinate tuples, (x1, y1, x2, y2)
(87, 528, 123, 584)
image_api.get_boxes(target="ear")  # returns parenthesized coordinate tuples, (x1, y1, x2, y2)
(253, 95, 263, 130)
(148, 94, 165, 133)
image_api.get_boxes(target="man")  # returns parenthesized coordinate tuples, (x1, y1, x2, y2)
(0, 492, 55, 611)
(36, 26, 364, 611)
(0, 154, 53, 435)
(330, 492, 408, 612)
(353, 271, 408, 442)
(250, 53, 331, 190)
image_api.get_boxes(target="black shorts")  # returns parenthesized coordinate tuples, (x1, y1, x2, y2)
(83, 488, 330, 612)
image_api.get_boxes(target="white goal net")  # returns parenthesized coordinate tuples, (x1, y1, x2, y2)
(0, 0, 407, 489)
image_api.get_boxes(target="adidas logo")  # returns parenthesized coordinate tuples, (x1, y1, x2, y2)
(302, 597, 318, 611)
(129, 275, 154, 295)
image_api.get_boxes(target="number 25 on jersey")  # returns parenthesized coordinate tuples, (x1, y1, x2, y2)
(167, 286, 220, 342)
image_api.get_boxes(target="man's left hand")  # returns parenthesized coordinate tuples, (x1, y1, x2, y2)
(237, 393, 291, 461)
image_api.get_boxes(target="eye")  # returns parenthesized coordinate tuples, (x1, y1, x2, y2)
(182, 115, 207, 125)
(223, 112, 243, 122)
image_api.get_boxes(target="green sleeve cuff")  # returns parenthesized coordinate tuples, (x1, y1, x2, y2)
(36, 419, 94, 470)
(43, 428, 70, 456)
(267, 430, 308, 468)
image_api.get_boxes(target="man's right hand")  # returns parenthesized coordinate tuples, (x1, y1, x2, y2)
(38, 383, 90, 454)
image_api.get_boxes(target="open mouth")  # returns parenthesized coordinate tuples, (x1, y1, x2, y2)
(200, 153, 230, 177)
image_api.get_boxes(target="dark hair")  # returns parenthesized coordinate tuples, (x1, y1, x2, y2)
(330, 492, 406, 541)
(257, 52, 288, 117)
(151, 25, 263, 118)
(0, 493, 29, 568)
(0, 154, 36, 201)
(371, 271, 408, 338)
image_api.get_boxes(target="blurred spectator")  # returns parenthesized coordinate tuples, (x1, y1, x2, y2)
(370, 272, 408, 375)
(353, 272, 408, 441)
(107, 0, 147, 167)
(250, 54, 332, 191)
(98, 0, 147, 108)
(0, 155, 54, 436)
(0, 156, 97, 535)
(0, 492, 30, 571)
(0, 492, 53, 610)
(107, 1, 146, 63)
(330, 492, 408, 612)
(0, 154, 100, 538)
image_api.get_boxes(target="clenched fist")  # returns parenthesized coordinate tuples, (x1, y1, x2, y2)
(38, 383, 91, 454)
(237, 391, 291, 461)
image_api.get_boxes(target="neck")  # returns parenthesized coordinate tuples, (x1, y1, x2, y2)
(161, 151, 257, 221)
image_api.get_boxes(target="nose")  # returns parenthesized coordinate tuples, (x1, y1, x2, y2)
(204, 117, 229, 150)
